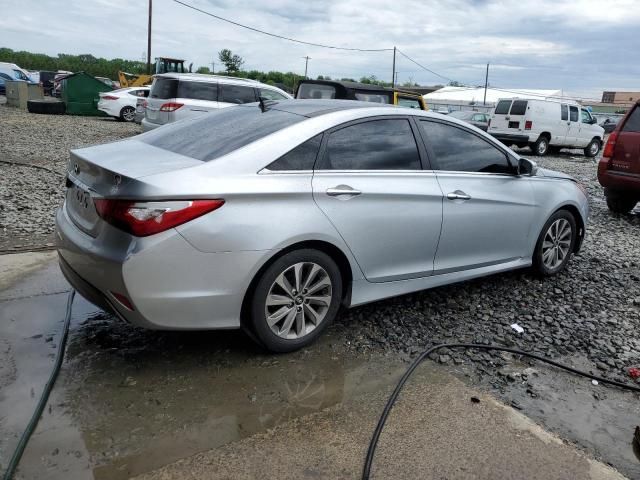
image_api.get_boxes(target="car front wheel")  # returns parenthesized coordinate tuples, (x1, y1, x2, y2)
(533, 210, 576, 276)
(247, 249, 342, 352)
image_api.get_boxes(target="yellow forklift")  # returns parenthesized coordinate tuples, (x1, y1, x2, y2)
(118, 57, 192, 88)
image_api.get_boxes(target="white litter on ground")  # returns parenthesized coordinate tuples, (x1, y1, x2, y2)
(510, 323, 525, 334)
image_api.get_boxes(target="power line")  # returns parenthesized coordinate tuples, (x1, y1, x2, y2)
(395, 49, 456, 83)
(172, 0, 393, 52)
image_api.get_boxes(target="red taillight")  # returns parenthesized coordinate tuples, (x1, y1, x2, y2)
(159, 102, 183, 112)
(602, 131, 618, 159)
(110, 291, 134, 311)
(102, 95, 119, 100)
(94, 199, 224, 237)
(524, 120, 532, 130)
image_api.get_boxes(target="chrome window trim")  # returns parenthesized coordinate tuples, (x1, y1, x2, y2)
(259, 168, 436, 175)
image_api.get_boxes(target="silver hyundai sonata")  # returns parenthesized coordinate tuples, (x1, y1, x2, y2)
(56, 99, 589, 352)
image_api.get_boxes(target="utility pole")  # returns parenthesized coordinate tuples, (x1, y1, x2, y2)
(483, 62, 489, 105)
(391, 46, 396, 87)
(147, 0, 152, 75)
(211, 61, 215, 74)
(394, 71, 399, 86)
(303, 56, 311, 79)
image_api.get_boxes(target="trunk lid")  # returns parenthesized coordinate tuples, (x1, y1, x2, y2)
(65, 140, 202, 236)
(146, 76, 178, 126)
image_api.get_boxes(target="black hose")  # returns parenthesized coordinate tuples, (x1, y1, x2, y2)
(2, 290, 75, 480)
(362, 343, 640, 480)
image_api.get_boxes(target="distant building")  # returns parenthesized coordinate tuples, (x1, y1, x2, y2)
(601, 91, 640, 104)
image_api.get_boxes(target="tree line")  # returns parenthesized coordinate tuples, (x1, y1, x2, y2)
(0, 47, 424, 90)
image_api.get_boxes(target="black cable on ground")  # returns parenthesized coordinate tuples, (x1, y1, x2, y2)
(362, 343, 640, 480)
(2, 290, 75, 480)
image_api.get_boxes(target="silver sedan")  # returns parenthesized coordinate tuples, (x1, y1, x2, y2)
(56, 100, 589, 352)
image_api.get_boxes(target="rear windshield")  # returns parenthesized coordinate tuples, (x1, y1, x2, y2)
(297, 83, 337, 99)
(622, 106, 640, 133)
(495, 100, 511, 115)
(354, 92, 391, 104)
(150, 77, 178, 99)
(139, 105, 305, 161)
(509, 100, 528, 115)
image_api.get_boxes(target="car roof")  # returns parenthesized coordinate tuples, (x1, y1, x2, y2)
(156, 72, 260, 85)
(253, 99, 388, 117)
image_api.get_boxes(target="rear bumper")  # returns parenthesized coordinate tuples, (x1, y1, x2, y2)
(597, 165, 640, 192)
(490, 132, 531, 145)
(97, 101, 119, 117)
(56, 202, 271, 330)
(141, 118, 162, 131)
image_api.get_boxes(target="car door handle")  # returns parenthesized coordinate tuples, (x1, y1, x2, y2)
(190, 108, 208, 112)
(326, 186, 362, 197)
(447, 190, 471, 201)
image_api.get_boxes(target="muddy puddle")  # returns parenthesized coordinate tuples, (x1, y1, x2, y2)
(1, 291, 409, 479)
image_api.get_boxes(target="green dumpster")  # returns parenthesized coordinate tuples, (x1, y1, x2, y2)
(60, 72, 113, 116)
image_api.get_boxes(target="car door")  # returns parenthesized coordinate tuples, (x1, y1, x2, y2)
(565, 105, 580, 146)
(417, 119, 537, 274)
(312, 117, 444, 283)
(557, 104, 572, 146)
(174, 80, 219, 122)
(577, 108, 596, 147)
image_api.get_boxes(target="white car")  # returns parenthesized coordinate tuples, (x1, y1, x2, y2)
(489, 98, 605, 157)
(98, 87, 150, 122)
(142, 73, 292, 131)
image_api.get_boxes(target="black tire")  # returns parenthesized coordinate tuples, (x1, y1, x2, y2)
(120, 106, 136, 122)
(531, 136, 549, 156)
(248, 249, 342, 353)
(27, 99, 65, 115)
(605, 189, 637, 214)
(583, 138, 601, 157)
(533, 210, 577, 276)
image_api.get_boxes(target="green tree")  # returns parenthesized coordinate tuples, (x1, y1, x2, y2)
(218, 49, 244, 73)
(196, 66, 211, 74)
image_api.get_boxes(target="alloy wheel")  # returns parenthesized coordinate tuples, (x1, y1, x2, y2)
(264, 262, 332, 340)
(541, 218, 572, 270)
(122, 107, 135, 122)
(589, 141, 599, 155)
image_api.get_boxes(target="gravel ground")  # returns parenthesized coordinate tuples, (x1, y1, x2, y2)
(0, 99, 139, 251)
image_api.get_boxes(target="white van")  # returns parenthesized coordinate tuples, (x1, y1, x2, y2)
(489, 98, 604, 157)
(0, 62, 32, 82)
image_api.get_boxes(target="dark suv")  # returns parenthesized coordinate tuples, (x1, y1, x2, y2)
(598, 100, 640, 213)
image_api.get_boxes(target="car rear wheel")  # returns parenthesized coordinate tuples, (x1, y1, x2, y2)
(584, 138, 601, 157)
(248, 249, 342, 352)
(119, 106, 136, 122)
(533, 210, 576, 276)
(531, 136, 549, 156)
(605, 189, 637, 214)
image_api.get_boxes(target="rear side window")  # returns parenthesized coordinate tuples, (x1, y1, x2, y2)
(297, 83, 337, 99)
(561, 105, 568, 121)
(622, 107, 640, 132)
(569, 106, 579, 122)
(495, 100, 511, 115)
(219, 84, 257, 104)
(397, 97, 422, 109)
(150, 78, 178, 99)
(318, 119, 421, 170)
(140, 106, 304, 162)
(267, 134, 322, 171)
(177, 81, 218, 101)
(510, 100, 528, 115)
(420, 120, 511, 174)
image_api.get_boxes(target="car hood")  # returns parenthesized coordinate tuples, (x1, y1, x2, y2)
(535, 167, 575, 181)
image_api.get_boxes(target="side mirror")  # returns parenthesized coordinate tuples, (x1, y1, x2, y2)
(518, 157, 537, 176)
(589, 117, 597, 125)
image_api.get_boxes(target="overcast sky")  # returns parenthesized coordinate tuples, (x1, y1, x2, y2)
(1, 0, 638, 98)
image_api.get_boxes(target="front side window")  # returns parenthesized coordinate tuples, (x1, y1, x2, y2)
(219, 84, 257, 104)
(318, 119, 421, 170)
(561, 105, 568, 121)
(509, 100, 528, 115)
(177, 81, 218, 101)
(581, 109, 592, 124)
(569, 106, 579, 122)
(266, 135, 322, 171)
(259, 88, 288, 100)
(420, 120, 511, 174)
(495, 100, 511, 115)
(397, 97, 421, 109)
(13, 69, 29, 81)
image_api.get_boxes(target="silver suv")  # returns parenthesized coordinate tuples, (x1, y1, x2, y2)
(142, 73, 292, 131)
